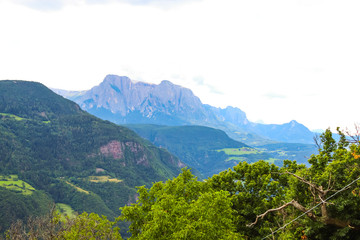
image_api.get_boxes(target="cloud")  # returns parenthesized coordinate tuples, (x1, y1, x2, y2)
(11, 0, 202, 11)
(193, 76, 223, 95)
(263, 92, 287, 99)
(86, 0, 203, 8)
(12, 0, 69, 11)
(193, 76, 205, 85)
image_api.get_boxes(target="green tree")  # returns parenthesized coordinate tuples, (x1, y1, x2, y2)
(120, 169, 240, 239)
(208, 160, 288, 238)
(237, 129, 360, 239)
(121, 128, 360, 239)
(58, 212, 122, 240)
(5, 210, 122, 240)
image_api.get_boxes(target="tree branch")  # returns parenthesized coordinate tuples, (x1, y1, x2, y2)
(344, 124, 360, 143)
(248, 198, 353, 229)
(284, 171, 325, 195)
(247, 200, 316, 227)
(314, 134, 322, 150)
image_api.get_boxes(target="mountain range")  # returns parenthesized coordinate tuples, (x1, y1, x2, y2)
(54, 74, 316, 146)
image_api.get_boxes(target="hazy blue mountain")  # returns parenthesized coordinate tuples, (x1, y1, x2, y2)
(206, 105, 316, 144)
(249, 120, 316, 144)
(55, 75, 316, 145)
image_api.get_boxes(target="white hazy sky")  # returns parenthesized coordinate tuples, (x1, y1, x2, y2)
(0, 0, 359, 131)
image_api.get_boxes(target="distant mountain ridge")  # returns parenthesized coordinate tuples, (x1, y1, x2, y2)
(54, 75, 316, 145)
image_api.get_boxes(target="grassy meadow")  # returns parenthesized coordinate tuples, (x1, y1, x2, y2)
(0, 175, 35, 195)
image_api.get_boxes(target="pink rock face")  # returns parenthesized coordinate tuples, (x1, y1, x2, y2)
(100, 140, 149, 166)
(100, 140, 125, 159)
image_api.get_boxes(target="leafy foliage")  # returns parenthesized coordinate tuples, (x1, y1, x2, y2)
(5, 210, 122, 240)
(209, 128, 360, 239)
(121, 128, 360, 239)
(120, 169, 240, 239)
(58, 212, 123, 240)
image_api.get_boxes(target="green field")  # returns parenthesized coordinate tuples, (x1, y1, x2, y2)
(65, 181, 90, 194)
(56, 203, 77, 220)
(0, 113, 25, 121)
(217, 147, 261, 155)
(217, 148, 282, 164)
(0, 112, 50, 123)
(0, 175, 36, 195)
(88, 175, 122, 183)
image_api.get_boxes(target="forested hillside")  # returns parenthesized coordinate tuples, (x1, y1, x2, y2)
(0, 80, 183, 234)
(126, 124, 278, 177)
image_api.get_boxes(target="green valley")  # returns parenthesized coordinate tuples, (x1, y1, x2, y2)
(126, 124, 276, 177)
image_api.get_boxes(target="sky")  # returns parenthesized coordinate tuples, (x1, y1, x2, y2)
(0, 0, 359, 131)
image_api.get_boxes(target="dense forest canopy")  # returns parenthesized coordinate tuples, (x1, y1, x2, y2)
(121, 128, 360, 239)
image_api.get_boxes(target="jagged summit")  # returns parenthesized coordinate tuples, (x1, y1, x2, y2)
(56, 75, 211, 125)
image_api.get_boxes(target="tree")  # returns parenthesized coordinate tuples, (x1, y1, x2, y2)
(208, 160, 289, 238)
(5, 209, 122, 240)
(243, 128, 360, 239)
(120, 169, 240, 239)
(58, 212, 122, 240)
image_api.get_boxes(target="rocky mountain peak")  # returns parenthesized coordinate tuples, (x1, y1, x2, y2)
(100, 75, 133, 91)
(62, 75, 210, 124)
(160, 80, 174, 86)
(55, 75, 315, 144)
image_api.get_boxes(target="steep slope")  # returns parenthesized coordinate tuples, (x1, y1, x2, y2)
(126, 124, 276, 177)
(0, 80, 184, 232)
(55, 75, 315, 145)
